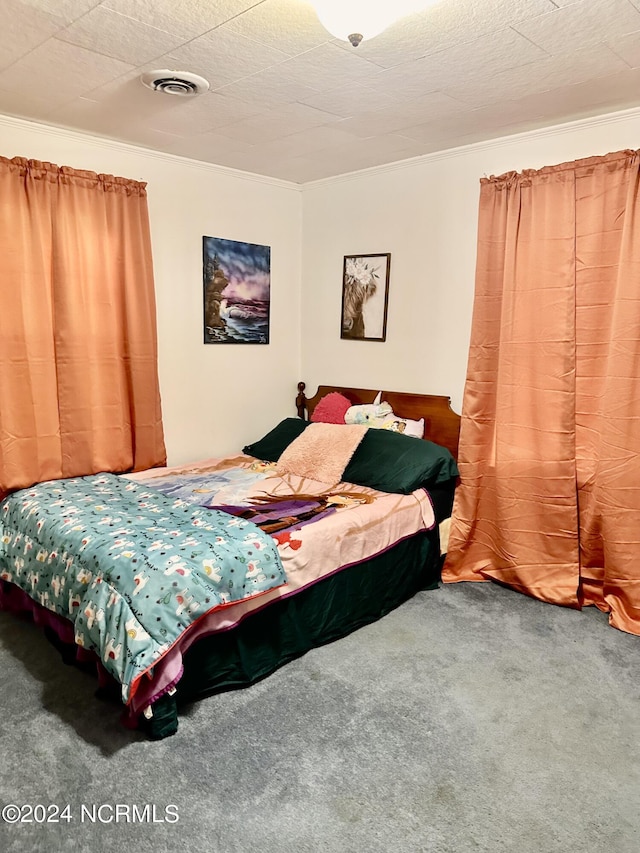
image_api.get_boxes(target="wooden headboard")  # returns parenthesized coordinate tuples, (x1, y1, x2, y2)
(295, 382, 461, 460)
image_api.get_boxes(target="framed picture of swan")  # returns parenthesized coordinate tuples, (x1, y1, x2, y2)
(340, 253, 390, 342)
(203, 236, 271, 344)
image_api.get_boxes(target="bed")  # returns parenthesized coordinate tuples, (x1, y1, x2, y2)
(0, 383, 460, 739)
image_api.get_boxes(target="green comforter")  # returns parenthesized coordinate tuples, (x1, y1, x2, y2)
(0, 473, 285, 703)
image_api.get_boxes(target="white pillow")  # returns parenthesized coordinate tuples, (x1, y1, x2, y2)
(379, 416, 425, 439)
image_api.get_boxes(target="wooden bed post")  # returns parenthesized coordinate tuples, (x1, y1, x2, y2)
(296, 381, 307, 420)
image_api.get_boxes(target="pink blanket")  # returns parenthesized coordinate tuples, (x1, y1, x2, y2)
(276, 423, 368, 484)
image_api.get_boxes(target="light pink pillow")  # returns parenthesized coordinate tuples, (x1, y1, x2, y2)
(310, 392, 352, 424)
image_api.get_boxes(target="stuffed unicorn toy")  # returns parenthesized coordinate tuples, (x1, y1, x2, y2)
(345, 391, 395, 427)
(344, 400, 395, 428)
(344, 392, 424, 437)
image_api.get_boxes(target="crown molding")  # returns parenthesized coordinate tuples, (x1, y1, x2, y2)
(302, 104, 640, 190)
(0, 112, 302, 193)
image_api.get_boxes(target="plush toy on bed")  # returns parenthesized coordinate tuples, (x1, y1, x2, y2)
(344, 401, 394, 427)
(344, 397, 425, 439)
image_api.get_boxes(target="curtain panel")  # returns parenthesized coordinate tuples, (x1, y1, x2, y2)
(443, 150, 640, 635)
(0, 157, 166, 494)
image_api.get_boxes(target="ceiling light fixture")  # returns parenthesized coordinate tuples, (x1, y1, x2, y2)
(309, 0, 437, 47)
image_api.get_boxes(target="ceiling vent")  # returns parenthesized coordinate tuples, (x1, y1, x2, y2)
(140, 70, 210, 96)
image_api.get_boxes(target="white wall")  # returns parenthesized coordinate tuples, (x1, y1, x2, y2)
(0, 115, 302, 465)
(300, 107, 640, 415)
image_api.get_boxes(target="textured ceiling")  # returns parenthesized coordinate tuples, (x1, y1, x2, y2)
(2, 0, 640, 184)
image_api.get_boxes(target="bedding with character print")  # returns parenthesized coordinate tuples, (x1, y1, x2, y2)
(0, 473, 285, 704)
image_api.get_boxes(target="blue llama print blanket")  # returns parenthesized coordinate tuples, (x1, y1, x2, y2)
(0, 473, 286, 703)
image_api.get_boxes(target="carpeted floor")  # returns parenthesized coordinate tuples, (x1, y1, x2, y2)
(1, 581, 638, 853)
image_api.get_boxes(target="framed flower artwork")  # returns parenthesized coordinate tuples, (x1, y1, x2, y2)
(340, 253, 390, 341)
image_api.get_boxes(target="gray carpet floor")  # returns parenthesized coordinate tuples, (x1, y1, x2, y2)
(0, 581, 638, 853)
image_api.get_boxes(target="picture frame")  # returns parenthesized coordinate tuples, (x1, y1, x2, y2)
(340, 253, 390, 342)
(203, 236, 271, 344)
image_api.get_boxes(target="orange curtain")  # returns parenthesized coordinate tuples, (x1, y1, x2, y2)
(443, 150, 640, 636)
(0, 157, 166, 493)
